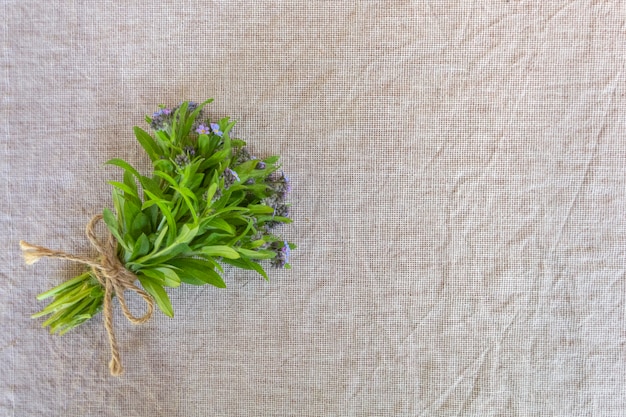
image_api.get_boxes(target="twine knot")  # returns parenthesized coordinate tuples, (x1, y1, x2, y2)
(20, 214, 154, 376)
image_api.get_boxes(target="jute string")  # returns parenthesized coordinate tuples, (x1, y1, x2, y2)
(19, 214, 154, 376)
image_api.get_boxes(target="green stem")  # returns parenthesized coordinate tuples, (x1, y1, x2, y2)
(33, 272, 104, 334)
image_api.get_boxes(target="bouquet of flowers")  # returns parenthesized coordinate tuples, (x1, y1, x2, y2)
(20, 99, 294, 375)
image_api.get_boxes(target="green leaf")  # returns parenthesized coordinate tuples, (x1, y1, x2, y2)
(247, 204, 276, 214)
(172, 184, 199, 222)
(179, 159, 203, 188)
(232, 159, 258, 177)
(222, 257, 269, 280)
(257, 215, 292, 225)
(173, 184, 198, 203)
(249, 239, 266, 249)
(139, 175, 165, 200)
(192, 231, 233, 247)
(172, 101, 188, 139)
(138, 276, 174, 317)
(111, 188, 124, 229)
(123, 168, 139, 195)
(139, 243, 191, 266)
(134, 126, 162, 161)
(177, 224, 199, 243)
(264, 155, 280, 165)
(130, 225, 196, 266)
(145, 204, 159, 230)
(153, 170, 179, 188)
(225, 192, 246, 209)
(204, 182, 218, 204)
(236, 247, 276, 260)
(231, 138, 247, 148)
(130, 211, 150, 237)
(35, 272, 90, 300)
(154, 158, 174, 174)
(155, 130, 171, 149)
(46, 297, 93, 334)
(108, 181, 137, 199)
(105, 158, 142, 180)
(33, 287, 84, 318)
(202, 149, 230, 168)
(130, 233, 151, 260)
(131, 239, 185, 265)
(123, 199, 142, 237)
(53, 297, 92, 331)
(155, 267, 181, 287)
(229, 218, 255, 246)
(143, 189, 177, 242)
(220, 118, 236, 136)
(198, 134, 211, 155)
(102, 208, 130, 252)
(139, 267, 181, 288)
(167, 258, 226, 288)
(242, 183, 271, 198)
(152, 226, 168, 251)
(198, 245, 240, 259)
(201, 217, 235, 234)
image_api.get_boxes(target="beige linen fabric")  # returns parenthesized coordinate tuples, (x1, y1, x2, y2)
(2, 1, 626, 415)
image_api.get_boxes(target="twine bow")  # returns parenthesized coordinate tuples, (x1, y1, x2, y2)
(20, 214, 154, 376)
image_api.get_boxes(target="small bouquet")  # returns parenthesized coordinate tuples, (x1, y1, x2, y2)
(20, 99, 294, 375)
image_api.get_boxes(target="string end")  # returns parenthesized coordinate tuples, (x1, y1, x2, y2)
(109, 357, 124, 376)
(20, 240, 44, 265)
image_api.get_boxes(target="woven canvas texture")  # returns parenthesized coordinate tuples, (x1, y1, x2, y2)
(2, 1, 626, 415)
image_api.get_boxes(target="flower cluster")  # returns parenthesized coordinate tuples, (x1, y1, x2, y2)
(199, 122, 294, 264)
(270, 241, 291, 268)
(258, 171, 291, 230)
(147, 99, 294, 269)
(150, 101, 202, 132)
(223, 168, 240, 188)
(196, 123, 222, 137)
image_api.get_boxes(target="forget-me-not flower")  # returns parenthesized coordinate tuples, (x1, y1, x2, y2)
(210, 123, 223, 137)
(196, 124, 210, 135)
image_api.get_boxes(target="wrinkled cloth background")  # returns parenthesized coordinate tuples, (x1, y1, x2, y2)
(2, 1, 626, 416)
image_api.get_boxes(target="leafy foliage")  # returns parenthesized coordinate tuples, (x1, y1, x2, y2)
(34, 100, 294, 333)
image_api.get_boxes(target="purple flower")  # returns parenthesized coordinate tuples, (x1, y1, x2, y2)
(234, 147, 252, 165)
(227, 168, 239, 181)
(223, 168, 240, 188)
(271, 241, 291, 268)
(174, 153, 190, 167)
(184, 146, 196, 156)
(186, 101, 198, 112)
(282, 173, 291, 193)
(210, 123, 223, 137)
(150, 107, 173, 130)
(274, 204, 290, 217)
(196, 124, 210, 134)
(267, 170, 291, 199)
(153, 108, 171, 117)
